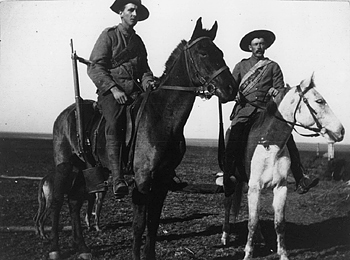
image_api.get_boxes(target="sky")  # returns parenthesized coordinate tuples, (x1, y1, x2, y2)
(1, 0, 349, 145)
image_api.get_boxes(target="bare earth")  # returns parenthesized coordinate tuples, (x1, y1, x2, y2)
(0, 138, 349, 260)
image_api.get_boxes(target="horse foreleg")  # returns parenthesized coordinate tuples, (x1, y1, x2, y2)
(244, 184, 261, 260)
(222, 194, 233, 245)
(144, 188, 167, 260)
(84, 194, 95, 231)
(273, 184, 288, 260)
(93, 191, 106, 232)
(68, 194, 92, 260)
(221, 182, 243, 245)
(132, 188, 148, 260)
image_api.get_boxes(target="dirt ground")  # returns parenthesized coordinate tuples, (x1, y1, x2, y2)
(0, 138, 349, 260)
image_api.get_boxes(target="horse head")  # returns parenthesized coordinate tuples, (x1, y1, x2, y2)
(287, 74, 345, 142)
(178, 17, 237, 102)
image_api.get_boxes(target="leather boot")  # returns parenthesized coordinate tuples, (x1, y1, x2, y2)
(223, 123, 248, 197)
(165, 170, 188, 192)
(168, 176, 188, 191)
(296, 175, 319, 194)
(287, 135, 319, 194)
(106, 135, 128, 199)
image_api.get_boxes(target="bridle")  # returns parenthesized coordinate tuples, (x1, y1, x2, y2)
(158, 36, 229, 99)
(291, 84, 325, 137)
(239, 84, 325, 137)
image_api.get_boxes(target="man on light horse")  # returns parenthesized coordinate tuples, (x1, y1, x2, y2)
(87, 0, 186, 199)
(224, 30, 319, 197)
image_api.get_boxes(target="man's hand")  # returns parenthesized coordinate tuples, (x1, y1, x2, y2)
(110, 86, 128, 104)
(147, 80, 157, 90)
(267, 87, 279, 97)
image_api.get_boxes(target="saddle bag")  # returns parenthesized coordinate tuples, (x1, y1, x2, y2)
(83, 166, 108, 193)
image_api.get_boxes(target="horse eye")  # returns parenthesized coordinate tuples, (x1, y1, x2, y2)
(199, 52, 208, 58)
(316, 99, 325, 105)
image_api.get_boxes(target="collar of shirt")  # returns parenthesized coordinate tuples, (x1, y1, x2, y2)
(118, 23, 135, 38)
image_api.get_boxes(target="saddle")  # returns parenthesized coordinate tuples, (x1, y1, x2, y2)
(80, 91, 146, 176)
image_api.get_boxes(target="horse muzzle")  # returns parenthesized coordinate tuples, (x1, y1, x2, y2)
(321, 126, 345, 143)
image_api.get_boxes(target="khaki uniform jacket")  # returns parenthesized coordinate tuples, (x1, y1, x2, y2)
(87, 24, 153, 96)
(230, 56, 285, 125)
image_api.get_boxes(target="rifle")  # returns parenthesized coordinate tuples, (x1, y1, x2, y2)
(70, 40, 107, 192)
(70, 39, 87, 158)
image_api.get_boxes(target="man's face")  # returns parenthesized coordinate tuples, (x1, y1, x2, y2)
(120, 3, 139, 28)
(249, 38, 266, 59)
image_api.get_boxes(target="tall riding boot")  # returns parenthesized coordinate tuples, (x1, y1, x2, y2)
(223, 123, 247, 197)
(106, 135, 128, 198)
(287, 135, 319, 194)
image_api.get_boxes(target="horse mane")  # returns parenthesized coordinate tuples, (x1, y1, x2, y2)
(159, 40, 187, 82)
(159, 27, 215, 82)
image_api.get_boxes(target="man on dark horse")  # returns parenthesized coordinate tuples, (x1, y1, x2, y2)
(87, 0, 185, 198)
(224, 30, 319, 197)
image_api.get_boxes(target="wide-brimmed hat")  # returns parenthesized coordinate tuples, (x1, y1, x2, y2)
(110, 0, 149, 21)
(239, 30, 275, 52)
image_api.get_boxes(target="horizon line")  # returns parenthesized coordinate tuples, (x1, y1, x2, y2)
(1, 131, 348, 150)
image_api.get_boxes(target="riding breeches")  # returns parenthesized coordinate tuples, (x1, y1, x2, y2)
(97, 92, 127, 139)
(98, 92, 127, 181)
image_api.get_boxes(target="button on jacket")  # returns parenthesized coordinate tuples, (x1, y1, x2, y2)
(87, 23, 153, 96)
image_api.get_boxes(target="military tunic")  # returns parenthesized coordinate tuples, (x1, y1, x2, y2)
(87, 23, 153, 96)
(87, 23, 154, 139)
(230, 56, 285, 125)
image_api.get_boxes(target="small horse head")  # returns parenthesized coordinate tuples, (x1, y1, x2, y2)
(185, 18, 237, 102)
(292, 74, 344, 142)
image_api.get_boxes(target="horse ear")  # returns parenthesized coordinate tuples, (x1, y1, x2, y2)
(310, 72, 315, 87)
(191, 17, 203, 40)
(208, 21, 218, 41)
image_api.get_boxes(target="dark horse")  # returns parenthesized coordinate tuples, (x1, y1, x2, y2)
(49, 18, 237, 260)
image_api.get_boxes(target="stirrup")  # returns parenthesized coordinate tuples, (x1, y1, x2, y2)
(113, 179, 129, 198)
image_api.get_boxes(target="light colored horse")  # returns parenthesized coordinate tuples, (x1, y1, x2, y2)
(221, 75, 345, 260)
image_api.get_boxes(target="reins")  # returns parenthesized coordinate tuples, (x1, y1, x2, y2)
(239, 85, 323, 137)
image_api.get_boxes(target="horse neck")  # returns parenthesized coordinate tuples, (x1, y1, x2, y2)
(268, 88, 300, 145)
(256, 89, 297, 148)
(277, 88, 300, 124)
(153, 55, 197, 130)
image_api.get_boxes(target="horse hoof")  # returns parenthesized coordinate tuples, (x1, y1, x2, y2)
(95, 227, 102, 232)
(77, 252, 92, 260)
(221, 237, 228, 246)
(221, 232, 229, 246)
(49, 251, 61, 260)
